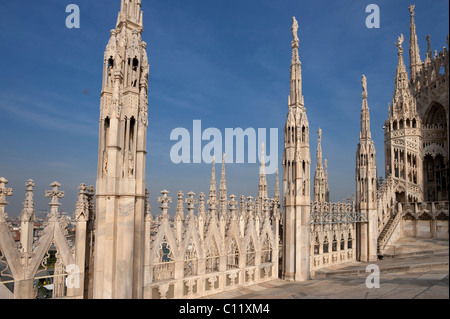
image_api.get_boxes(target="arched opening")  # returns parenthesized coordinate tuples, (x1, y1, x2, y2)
(302, 126, 306, 143)
(132, 57, 139, 87)
(424, 154, 447, 201)
(425, 102, 447, 129)
(227, 238, 239, 270)
(323, 236, 329, 254)
(340, 234, 345, 250)
(332, 235, 338, 252)
(347, 232, 353, 249)
(395, 191, 406, 203)
(314, 236, 320, 255)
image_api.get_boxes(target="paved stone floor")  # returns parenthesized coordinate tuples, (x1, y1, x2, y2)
(206, 238, 449, 299)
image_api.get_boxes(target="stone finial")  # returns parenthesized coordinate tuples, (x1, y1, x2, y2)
(246, 196, 255, 212)
(207, 194, 217, 216)
(45, 181, 64, 219)
(176, 190, 184, 218)
(145, 188, 152, 221)
(158, 190, 172, 207)
(408, 4, 415, 16)
(426, 35, 432, 57)
(45, 181, 64, 206)
(21, 179, 36, 222)
(0, 178, 13, 221)
(158, 190, 172, 220)
(186, 192, 198, 219)
(74, 183, 89, 222)
(0, 178, 13, 204)
(228, 195, 238, 210)
(198, 192, 206, 215)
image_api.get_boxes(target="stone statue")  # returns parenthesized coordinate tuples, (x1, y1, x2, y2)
(318, 128, 322, 143)
(396, 33, 404, 52)
(362, 75, 367, 98)
(292, 17, 299, 42)
(128, 152, 134, 177)
(102, 151, 108, 176)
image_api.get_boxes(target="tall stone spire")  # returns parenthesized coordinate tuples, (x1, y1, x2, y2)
(356, 75, 378, 262)
(282, 16, 311, 282)
(384, 35, 423, 202)
(20, 179, 35, 223)
(274, 169, 280, 204)
(324, 159, 330, 202)
(426, 34, 432, 60)
(94, 0, 149, 299)
(289, 17, 304, 109)
(219, 153, 227, 215)
(360, 75, 371, 140)
(258, 144, 268, 201)
(316, 129, 323, 169)
(409, 4, 422, 84)
(393, 33, 416, 116)
(209, 156, 217, 201)
(20, 179, 36, 254)
(314, 129, 327, 203)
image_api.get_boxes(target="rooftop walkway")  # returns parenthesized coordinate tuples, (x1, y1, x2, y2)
(206, 238, 448, 299)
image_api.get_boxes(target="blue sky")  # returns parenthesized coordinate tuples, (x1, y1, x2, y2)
(0, 0, 448, 217)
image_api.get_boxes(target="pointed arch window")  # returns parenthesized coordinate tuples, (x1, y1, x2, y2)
(332, 235, 338, 252)
(347, 232, 353, 249)
(184, 239, 198, 277)
(340, 234, 345, 250)
(323, 236, 329, 254)
(260, 234, 272, 263)
(227, 238, 240, 270)
(246, 240, 256, 266)
(314, 236, 320, 255)
(152, 236, 175, 282)
(205, 239, 220, 273)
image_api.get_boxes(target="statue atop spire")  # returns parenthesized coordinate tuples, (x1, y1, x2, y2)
(396, 33, 404, 53)
(289, 16, 304, 108)
(292, 17, 299, 42)
(361, 74, 368, 100)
